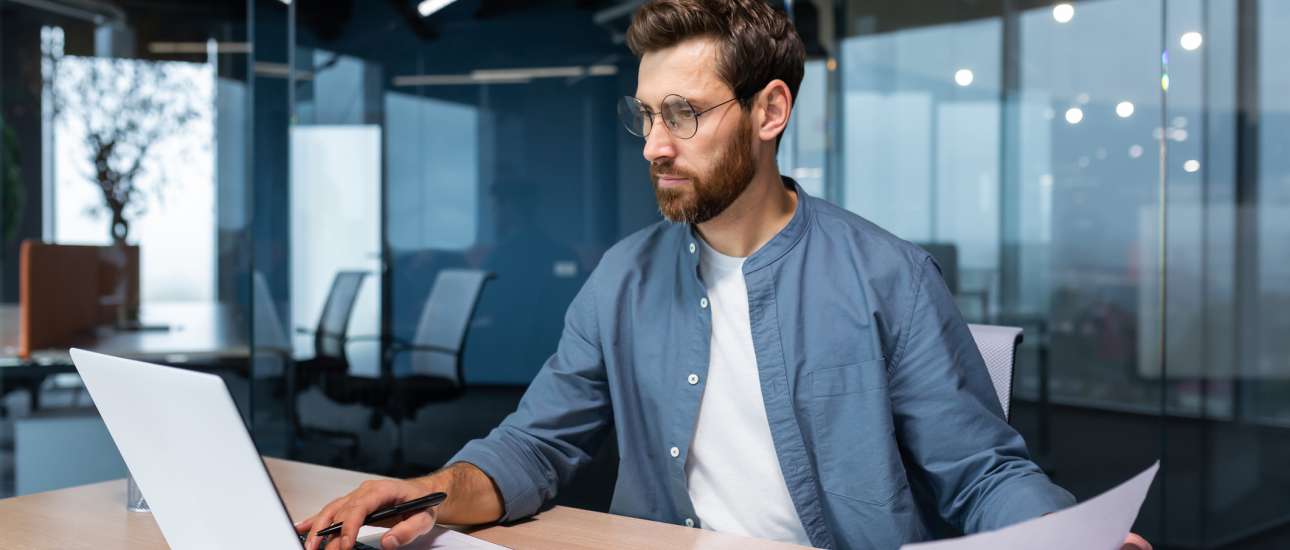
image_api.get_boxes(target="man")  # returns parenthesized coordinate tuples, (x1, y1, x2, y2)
(297, 2, 1152, 549)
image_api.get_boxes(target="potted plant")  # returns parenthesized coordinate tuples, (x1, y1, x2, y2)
(44, 48, 204, 246)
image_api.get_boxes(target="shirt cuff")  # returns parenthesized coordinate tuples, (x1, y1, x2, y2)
(448, 438, 545, 523)
(972, 473, 1077, 532)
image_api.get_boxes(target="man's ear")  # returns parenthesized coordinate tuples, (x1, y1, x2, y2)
(755, 79, 793, 145)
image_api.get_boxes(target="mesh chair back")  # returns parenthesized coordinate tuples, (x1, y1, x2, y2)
(967, 323, 1023, 420)
(408, 269, 491, 384)
(315, 271, 367, 360)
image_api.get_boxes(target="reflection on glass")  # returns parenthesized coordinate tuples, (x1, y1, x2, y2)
(385, 91, 479, 251)
(288, 126, 382, 375)
(839, 0, 1290, 545)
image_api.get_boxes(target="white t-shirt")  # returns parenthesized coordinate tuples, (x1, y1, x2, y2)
(684, 238, 812, 546)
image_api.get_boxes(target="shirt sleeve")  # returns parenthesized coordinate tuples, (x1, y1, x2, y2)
(888, 255, 1076, 533)
(447, 269, 612, 522)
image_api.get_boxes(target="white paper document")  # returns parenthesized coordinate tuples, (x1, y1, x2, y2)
(357, 525, 511, 550)
(901, 461, 1159, 550)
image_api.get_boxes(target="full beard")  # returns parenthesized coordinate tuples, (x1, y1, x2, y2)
(651, 116, 756, 225)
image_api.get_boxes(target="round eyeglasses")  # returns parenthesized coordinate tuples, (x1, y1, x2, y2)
(618, 94, 742, 140)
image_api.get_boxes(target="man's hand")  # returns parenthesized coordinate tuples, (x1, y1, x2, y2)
(294, 478, 440, 550)
(1122, 532, 1152, 550)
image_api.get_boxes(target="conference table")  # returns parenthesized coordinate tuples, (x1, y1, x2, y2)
(0, 457, 812, 549)
(0, 302, 249, 367)
(0, 302, 249, 408)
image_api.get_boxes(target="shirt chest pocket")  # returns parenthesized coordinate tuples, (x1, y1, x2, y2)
(805, 357, 909, 506)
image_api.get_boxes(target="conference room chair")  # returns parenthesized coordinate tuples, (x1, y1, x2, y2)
(290, 270, 369, 464)
(967, 323, 1023, 421)
(344, 269, 493, 474)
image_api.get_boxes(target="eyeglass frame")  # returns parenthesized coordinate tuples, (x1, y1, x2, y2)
(619, 93, 748, 140)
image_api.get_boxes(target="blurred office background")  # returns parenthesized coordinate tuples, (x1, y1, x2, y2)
(0, 0, 1287, 547)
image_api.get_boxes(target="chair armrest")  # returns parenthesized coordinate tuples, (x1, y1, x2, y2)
(387, 342, 455, 355)
(343, 335, 417, 349)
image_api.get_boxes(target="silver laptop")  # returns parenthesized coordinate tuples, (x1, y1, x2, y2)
(70, 348, 378, 549)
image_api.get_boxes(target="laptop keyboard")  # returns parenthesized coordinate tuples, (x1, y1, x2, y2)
(298, 533, 379, 550)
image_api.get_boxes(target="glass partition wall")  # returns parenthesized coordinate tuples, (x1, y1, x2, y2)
(0, 1, 1285, 546)
(834, 0, 1290, 546)
(252, 2, 643, 511)
(0, 0, 254, 495)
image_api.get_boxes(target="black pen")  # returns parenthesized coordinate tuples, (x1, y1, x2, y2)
(315, 492, 448, 538)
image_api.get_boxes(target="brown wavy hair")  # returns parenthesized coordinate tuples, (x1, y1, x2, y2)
(625, 0, 806, 110)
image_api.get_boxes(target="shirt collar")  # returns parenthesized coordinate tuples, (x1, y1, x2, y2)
(680, 175, 812, 276)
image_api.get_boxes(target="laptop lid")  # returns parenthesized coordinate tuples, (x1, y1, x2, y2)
(70, 348, 301, 550)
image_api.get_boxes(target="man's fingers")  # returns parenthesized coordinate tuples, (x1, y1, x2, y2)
(306, 498, 349, 550)
(382, 510, 438, 550)
(305, 516, 328, 550)
(1122, 533, 1152, 550)
(301, 480, 427, 550)
(323, 533, 348, 550)
(305, 514, 332, 550)
(335, 485, 399, 550)
(333, 502, 372, 550)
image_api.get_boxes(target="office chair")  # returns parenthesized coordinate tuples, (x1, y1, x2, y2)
(967, 323, 1023, 420)
(346, 269, 493, 473)
(289, 270, 369, 464)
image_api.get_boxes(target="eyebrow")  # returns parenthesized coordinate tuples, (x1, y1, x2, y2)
(684, 98, 712, 110)
(637, 94, 712, 111)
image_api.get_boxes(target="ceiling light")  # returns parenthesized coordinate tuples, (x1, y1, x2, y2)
(1053, 3, 1074, 23)
(1180, 32, 1203, 51)
(1065, 107, 1083, 125)
(417, 0, 456, 17)
(1116, 101, 1135, 118)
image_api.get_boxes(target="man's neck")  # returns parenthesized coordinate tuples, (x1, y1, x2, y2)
(695, 167, 797, 258)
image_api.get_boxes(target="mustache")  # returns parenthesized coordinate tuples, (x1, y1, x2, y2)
(650, 161, 695, 180)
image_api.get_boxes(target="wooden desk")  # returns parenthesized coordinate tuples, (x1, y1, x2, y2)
(0, 458, 811, 549)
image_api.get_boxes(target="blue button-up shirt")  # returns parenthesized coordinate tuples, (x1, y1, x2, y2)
(451, 177, 1075, 549)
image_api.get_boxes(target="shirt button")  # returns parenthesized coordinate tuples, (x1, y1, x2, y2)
(670, 446, 680, 458)
(684, 518, 695, 527)
(699, 297, 709, 309)
(688, 242, 696, 254)
(687, 373, 699, 385)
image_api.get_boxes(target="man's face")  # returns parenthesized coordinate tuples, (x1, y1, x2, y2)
(636, 38, 757, 224)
